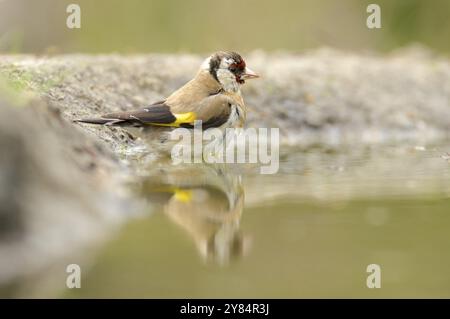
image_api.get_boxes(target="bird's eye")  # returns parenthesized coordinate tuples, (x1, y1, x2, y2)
(229, 64, 238, 72)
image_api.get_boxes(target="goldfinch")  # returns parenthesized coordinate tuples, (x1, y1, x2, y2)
(75, 51, 259, 138)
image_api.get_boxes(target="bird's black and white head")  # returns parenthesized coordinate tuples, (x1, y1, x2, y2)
(202, 51, 259, 92)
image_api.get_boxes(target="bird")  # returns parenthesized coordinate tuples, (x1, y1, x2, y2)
(75, 51, 259, 153)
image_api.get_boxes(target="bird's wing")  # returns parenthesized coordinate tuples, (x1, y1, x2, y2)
(76, 101, 196, 127)
(171, 91, 246, 129)
(177, 93, 233, 129)
(76, 92, 242, 129)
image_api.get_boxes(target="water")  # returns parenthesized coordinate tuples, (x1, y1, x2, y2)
(15, 142, 450, 297)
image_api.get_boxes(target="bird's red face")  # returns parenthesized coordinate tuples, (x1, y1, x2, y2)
(227, 55, 259, 84)
(207, 51, 259, 91)
(228, 58, 247, 84)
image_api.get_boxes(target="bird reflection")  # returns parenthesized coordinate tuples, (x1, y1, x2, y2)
(136, 163, 248, 265)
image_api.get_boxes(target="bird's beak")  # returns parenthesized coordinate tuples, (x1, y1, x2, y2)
(241, 67, 259, 80)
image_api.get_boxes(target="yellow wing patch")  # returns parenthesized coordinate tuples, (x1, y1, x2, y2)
(147, 186, 193, 203)
(151, 112, 196, 127)
(173, 189, 193, 203)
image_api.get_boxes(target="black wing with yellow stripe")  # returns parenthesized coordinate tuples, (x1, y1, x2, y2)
(75, 102, 197, 127)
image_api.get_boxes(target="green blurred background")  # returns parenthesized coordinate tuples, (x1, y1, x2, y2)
(0, 0, 449, 54)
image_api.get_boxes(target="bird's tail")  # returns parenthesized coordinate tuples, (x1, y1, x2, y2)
(74, 118, 126, 126)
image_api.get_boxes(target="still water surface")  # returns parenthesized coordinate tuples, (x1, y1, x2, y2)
(65, 142, 450, 298)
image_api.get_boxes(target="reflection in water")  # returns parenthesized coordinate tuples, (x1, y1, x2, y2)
(135, 163, 248, 265)
(4, 143, 450, 297)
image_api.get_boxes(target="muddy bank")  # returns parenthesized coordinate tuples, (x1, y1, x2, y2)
(1, 47, 450, 150)
(0, 95, 133, 294)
